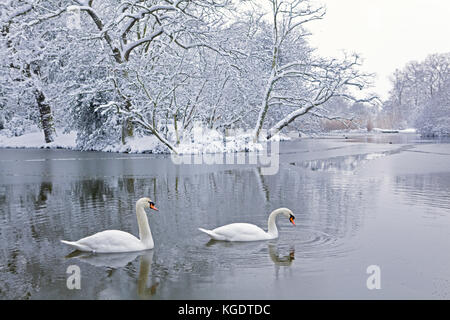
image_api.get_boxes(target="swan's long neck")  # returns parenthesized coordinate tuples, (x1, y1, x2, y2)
(136, 204, 154, 247)
(267, 208, 287, 237)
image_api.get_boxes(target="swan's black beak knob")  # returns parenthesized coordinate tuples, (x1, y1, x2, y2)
(149, 201, 158, 211)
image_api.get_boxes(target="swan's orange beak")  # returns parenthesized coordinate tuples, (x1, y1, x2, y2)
(289, 216, 295, 226)
(150, 203, 158, 211)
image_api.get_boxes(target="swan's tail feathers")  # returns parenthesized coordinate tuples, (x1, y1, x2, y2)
(198, 227, 212, 236)
(60, 240, 91, 252)
(198, 228, 225, 241)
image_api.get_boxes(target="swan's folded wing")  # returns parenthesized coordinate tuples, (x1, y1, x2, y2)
(211, 223, 268, 241)
(75, 230, 144, 252)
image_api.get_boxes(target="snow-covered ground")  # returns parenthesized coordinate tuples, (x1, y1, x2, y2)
(0, 125, 422, 154)
(372, 128, 417, 134)
(0, 129, 77, 150)
(175, 127, 263, 154)
(0, 129, 168, 153)
(0, 127, 292, 154)
(102, 135, 165, 154)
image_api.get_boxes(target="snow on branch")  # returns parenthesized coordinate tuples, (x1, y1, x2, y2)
(95, 101, 178, 153)
(122, 28, 164, 61)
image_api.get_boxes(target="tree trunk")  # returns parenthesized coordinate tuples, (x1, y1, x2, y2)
(121, 99, 134, 145)
(34, 89, 55, 143)
(254, 71, 276, 141)
(121, 117, 134, 145)
(174, 113, 180, 146)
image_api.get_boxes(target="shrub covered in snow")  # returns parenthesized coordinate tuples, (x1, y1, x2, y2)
(383, 53, 450, 134)
(0, 116, 38, 137)
(416, 87, 450, 137)
(71, 93, 123, 151)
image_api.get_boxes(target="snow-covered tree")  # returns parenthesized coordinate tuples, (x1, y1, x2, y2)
(1, 1, 57, 142)
(1, 0, 382, 152)
(382, 52, 450, 132)
(22, 0, 236, 151)
(250, 0, 376, 141)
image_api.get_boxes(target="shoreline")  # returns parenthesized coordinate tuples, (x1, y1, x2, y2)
(1, 128, 446, 156)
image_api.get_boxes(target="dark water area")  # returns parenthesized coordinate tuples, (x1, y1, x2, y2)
(0, 134, 449, 299)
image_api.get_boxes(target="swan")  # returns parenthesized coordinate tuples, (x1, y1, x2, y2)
(61, 197, 159, 253)
(198, 208, 295, 241)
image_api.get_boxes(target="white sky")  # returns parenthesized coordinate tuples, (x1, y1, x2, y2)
(306, 0, 450, 99)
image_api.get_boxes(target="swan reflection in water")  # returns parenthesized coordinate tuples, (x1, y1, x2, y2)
(268, 242, 295, 279)
(137, 252, 159, 298)
(65, 250, 158, 299)
(63, 240, 296, 298)
(205, 240, 295, 278)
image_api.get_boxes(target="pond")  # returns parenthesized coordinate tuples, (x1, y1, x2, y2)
(0, 134, 449, 299)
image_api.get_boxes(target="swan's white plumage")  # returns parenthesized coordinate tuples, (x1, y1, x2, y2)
(61, 230, 146, 253)
(199, 223, 273, 241)
(199, 208, 295, 242)
(61, 198, 157, 253)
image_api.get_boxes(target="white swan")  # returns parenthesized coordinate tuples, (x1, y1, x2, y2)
(198, 208, 295, 241)
(61, 197, 159, 253)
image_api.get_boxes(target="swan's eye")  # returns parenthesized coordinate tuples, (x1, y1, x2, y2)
(149, 201, 154, 206)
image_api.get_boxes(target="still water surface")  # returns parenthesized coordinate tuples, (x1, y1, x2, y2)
(0, 134, 449, 299)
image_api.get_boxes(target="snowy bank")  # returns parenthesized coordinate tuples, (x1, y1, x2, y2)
(0, 129, 77, 149)
(0, 129, 167, 153)
(0, 126, 292, 154)
(372, 128, 417, 134)
(166, 127, 291, 155)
